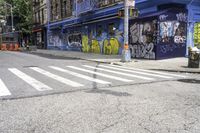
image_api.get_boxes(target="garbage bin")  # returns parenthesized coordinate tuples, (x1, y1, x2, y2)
(188, 47, 200, 68)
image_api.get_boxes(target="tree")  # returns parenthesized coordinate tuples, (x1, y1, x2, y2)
(11, 0, 33, 34)
(0, 0, 32, 34)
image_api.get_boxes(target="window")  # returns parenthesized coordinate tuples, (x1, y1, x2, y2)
(41, 8, 44, 24)
(55, 3, 58, 18)
(64, 1, 67, 17)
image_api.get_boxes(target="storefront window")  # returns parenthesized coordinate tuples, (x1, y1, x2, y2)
(194, 23, 200, 48)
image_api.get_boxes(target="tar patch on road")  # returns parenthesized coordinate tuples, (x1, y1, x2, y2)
(177, 79, 200, 84)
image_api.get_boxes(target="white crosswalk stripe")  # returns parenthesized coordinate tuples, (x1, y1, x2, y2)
(67, 66, 133, 82)
(83, 65, 155, 81)
(98, 65, 173, 79)
(49, 66, 111, 85)
(0, 79, 11, 96)
(2, 64, 187, 99)
(9, 68, 52, 91)
(30, 67, 84, 87)
(109, 65, 187, 78)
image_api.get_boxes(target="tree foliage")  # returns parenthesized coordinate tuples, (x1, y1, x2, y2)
(1, 0, 32, 34)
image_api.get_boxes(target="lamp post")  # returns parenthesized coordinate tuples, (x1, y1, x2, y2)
(4, 2, 14, 32)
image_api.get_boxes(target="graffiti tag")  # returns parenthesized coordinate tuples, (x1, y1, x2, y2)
(159, 14, 168, 21)
(130, 43, 155, 59)
(176, 13, 187, 22)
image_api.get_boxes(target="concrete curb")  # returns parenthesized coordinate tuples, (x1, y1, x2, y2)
(112, 62, 200, 74)
(22, 50, 200, 74)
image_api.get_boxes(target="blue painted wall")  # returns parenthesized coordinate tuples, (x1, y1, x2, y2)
(46, 0, 200, 59)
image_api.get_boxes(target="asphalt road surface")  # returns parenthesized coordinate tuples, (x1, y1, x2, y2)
(0, 51, 200, 133)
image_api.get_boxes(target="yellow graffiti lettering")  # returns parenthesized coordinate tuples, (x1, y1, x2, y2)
(91, 39, 100, 53)
(82, 35, 90, 52)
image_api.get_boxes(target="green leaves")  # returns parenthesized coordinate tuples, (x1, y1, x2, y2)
(12, 0, 32, 33)
(0, 0, 32, 33)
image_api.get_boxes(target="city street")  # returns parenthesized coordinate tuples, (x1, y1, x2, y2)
(0, 51, 200, 132)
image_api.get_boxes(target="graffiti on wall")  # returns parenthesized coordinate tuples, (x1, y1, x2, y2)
(194, 23, 200, 48)
(81, 23, 123, 55)
(48, 32, 62, 48)
(176, 13, 187, 22)
(67, 33, 82, 50)
(129, 20, 157, 59)
(159, 21, 186, 44)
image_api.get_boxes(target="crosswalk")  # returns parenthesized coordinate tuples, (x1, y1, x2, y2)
(0, 64, 187, 98)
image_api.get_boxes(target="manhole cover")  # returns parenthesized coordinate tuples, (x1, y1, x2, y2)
(177, 79, 200, 84)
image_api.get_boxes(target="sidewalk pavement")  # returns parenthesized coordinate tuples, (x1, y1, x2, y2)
(28, 49, 200, 74)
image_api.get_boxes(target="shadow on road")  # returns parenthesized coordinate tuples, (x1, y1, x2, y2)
(85, 89, 132, 97)
(177, 79, 200, 84)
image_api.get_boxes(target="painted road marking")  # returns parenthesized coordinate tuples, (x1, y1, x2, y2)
(49, 66, 111, 85)
(83, 65, 155, 81)
(30, 67, 83, 87)
(98, 65, 172, 79)
(110, 65, 187, 78)
(9, 68, 52, 91)
(67, 66, 133, 82)
(0, 79, 11, 97)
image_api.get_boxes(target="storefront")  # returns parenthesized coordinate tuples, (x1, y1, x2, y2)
(32, 27, 47, 49)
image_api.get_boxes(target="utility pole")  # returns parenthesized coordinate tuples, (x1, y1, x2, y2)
(121, 0, 135, 62)
(4, 2, 14, 32)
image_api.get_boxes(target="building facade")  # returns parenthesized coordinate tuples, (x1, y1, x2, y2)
(32, 0, 48, 49)
(46, 0, 200, 59)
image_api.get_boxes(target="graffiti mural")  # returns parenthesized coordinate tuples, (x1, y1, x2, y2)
(82, 35, 90, 52)
(52, 19, 123, 54)
(194, 23, 200, 48)
(67, 33, 82, 50)
(129, 20, 157, 59)
(103, 38, 120, 54)
(80, 21, 123, 55)
(157, 10, 187, 59)
(159, 21, 186, 44)
(48, 31, 62, 48)
(91, 39, 101, 53)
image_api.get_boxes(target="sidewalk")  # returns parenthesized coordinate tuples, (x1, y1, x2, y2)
(28, 49, 200, 74)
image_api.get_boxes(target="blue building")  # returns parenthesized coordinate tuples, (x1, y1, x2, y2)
(46, 0, 200, 59)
